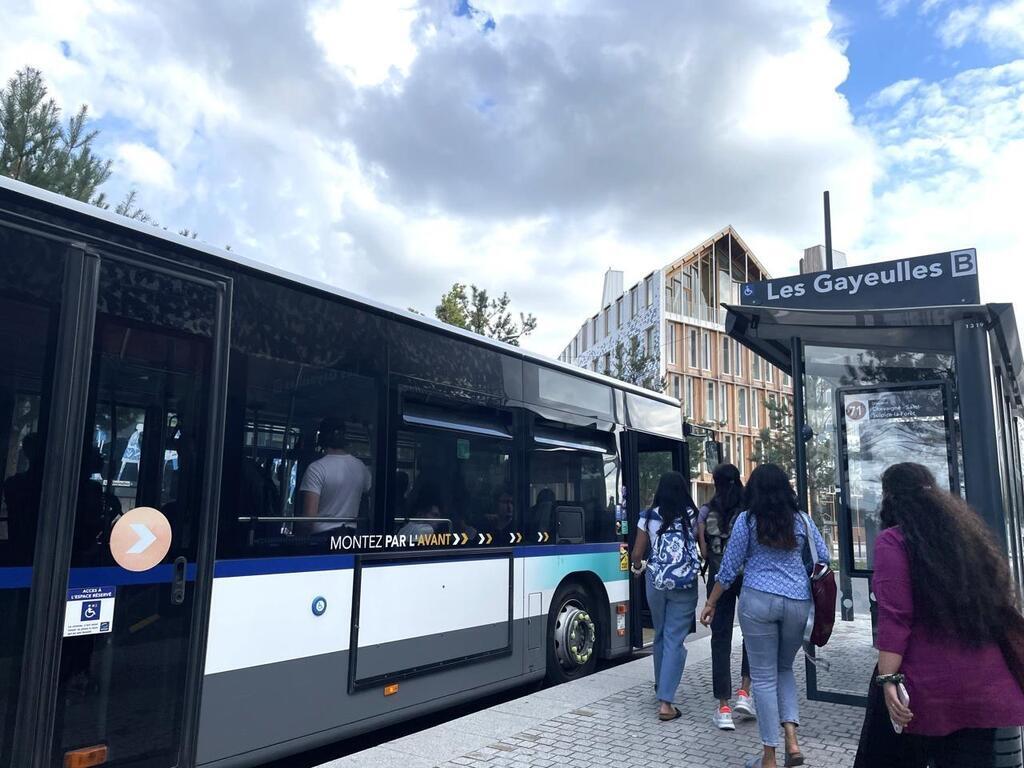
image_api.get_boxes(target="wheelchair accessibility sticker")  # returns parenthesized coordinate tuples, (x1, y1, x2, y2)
(63, 586, 116, 637)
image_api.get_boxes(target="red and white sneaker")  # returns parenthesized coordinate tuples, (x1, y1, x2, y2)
(734, 689, 757, 719)
(713, 705, 736, 730)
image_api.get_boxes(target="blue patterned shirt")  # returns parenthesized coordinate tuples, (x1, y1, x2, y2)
(716, 510, 830, 600)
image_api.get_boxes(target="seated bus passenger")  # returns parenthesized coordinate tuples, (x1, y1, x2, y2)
(397, 478, 447, 537)
(483, 486, 515, 538)
(299, 418, 371, 535)
(527, 488, 556, 538)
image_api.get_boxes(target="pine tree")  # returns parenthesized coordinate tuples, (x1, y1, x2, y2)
(433, 283, 537, 346)
(0, 67, 111, 204)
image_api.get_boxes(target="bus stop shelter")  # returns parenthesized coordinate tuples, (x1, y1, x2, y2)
(724, 249, 1024, 706)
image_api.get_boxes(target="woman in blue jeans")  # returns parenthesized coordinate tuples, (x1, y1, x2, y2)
(700, 464, 830, 768)
(631, 471, 700, 721)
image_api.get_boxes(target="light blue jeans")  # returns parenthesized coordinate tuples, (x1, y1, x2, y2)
(738, 587, 811, 747)
(646, 574, 698, 704)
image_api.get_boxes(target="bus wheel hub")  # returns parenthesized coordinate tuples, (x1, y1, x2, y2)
(554, 603, 595, 669)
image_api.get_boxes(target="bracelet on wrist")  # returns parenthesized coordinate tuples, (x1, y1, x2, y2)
(875, 672, 905, 686)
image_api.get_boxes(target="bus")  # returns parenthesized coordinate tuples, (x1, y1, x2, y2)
(0, 175, 687, 768)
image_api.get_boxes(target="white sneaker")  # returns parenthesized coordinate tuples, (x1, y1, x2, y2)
(713, 705, 736, 730)
(734, 690, 756, 719)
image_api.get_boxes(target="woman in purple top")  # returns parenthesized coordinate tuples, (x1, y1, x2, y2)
(857, 462, 1024, 767)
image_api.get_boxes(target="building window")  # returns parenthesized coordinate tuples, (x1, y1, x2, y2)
(765, 364, 774, 385)
(706, 381, 716, 421)
(702, 332, 711, 370)
(723, 435, 732, 463)
(737, 437, 745, 473)
(752, 354, 762, 381)
(602, 353, 611, 375)
(754, 438, 764, 463)
(782, 372, 791, 388)
(721, 336, 731, 375)
(646, 276, 654, 307)
(689, 329, 698, 368)
(684, 377, 694, 418)
(738, 389, 748, 426)
(616, 298, 622, 329)
(666, 322, 676, 365)
(720, 383, 729, 422)
(753, 390, 761, 429)
(673, 375, 681, 400)
(630, 286, 638, 318)
(735, 341, 744, 378)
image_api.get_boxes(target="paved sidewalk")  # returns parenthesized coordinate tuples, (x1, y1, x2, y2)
(321, 636, 864, 768)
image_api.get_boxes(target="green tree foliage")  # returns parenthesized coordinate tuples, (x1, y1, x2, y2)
(434, 283, 537, 346)
(0, 67, 111, 203)
(611, 336, 665, 392)
(758, 396, 795, 477)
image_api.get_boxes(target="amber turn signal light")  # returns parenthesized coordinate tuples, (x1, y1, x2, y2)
(65, 745, 108, 768)
(384, 683, 400, 696)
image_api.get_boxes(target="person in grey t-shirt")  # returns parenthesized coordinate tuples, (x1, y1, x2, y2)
(300, 418, 371, 534)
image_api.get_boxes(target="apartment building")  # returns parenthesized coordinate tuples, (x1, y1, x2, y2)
(557, 226, 793, 504)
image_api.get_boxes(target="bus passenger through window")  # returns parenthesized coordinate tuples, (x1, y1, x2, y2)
(391, 399, 513, 546)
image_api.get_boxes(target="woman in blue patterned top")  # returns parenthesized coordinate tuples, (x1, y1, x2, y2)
(631, 471, 700, 721)
(700, 464, 830, 768)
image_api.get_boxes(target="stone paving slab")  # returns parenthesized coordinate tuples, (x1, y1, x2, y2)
(321, 635, 863, 768)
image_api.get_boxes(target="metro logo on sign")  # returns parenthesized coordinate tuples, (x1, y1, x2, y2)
(740, 249, 979, 311)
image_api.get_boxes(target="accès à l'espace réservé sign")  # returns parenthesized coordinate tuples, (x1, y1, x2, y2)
(739, 249, 980, 311)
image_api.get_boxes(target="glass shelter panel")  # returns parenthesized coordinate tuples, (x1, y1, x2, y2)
(802, 345, 960, 702)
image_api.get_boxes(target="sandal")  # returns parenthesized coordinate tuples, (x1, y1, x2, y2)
(658, 706, 682, 721)
(784, 752, 804, 767)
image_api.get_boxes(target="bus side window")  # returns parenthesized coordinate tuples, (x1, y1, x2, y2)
(391, 399, 514, 547)
(527, 424, 619, 545)
(218, 277, 385, 558)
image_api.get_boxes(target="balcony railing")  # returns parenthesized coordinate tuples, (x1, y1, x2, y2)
(664, 294, 726, 325)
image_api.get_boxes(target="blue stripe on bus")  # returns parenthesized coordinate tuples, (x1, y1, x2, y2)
(0, 567, 32, 588)
(0, 543, 624, 588)
(213, 554, 356, 578)
(210, 543, 621, 578)
(0, 564, 199, 590)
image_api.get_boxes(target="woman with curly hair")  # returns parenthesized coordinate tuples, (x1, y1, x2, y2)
(701, 463, 829, 768)
(855, 462, 1024, 767)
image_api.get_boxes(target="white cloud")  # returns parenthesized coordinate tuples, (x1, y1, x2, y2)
(115, 142, 175, 191)
(0, 0, 881, 356)
(938, 0, 1024, 53)
(856, 61, 1024, 311)
(867, 78, 923, 108)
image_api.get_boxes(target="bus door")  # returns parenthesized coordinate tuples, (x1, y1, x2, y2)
(13, 249, 229, 768)
(625, 432, 687, 647)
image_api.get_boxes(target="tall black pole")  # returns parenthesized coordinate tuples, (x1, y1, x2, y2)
(823, 190, 833, 271)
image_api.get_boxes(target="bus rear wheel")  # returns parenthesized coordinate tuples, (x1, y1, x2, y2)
(545, 583, 599, 684)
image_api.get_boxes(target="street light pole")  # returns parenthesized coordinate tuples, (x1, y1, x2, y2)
(824, 190, 834, 271)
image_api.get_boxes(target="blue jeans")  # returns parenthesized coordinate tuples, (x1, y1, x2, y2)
(646, 574, 698, 704)
(739, 587, 811, 747)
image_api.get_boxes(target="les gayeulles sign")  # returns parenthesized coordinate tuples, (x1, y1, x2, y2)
(740, 249, 980, 311)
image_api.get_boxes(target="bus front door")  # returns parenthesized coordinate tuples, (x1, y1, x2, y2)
(14, 250, 229, 768)
(626, 432, 687, 648)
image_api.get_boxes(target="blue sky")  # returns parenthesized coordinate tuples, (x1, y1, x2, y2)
(832, 0, 1002, 109)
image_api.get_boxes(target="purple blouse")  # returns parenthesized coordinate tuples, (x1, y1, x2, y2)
(874, 527, 1024, 736)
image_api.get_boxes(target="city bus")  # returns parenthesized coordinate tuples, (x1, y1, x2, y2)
(0, 175, 686, 768)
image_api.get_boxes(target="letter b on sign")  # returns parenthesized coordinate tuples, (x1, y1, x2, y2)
(950, 250, 977, 278)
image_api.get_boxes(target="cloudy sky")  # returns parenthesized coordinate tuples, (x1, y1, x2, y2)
(2, 0, 1022, 355)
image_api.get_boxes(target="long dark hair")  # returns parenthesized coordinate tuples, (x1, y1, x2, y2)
(744, 463, 798, 549)
(880, 462, 1016, 644)
(652, 470, 695, 539)
(709, 463, 743, 530)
